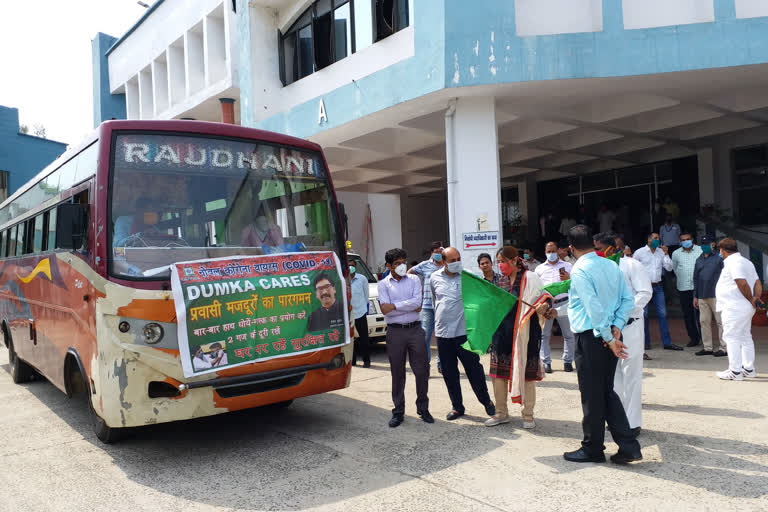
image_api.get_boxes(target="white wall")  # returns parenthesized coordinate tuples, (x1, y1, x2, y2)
(735, 0, 768, 19)
(336, 191, 403, 272)
(623, 0, 714, 30)
(108, 0, 227, 91)
(515, 0, 603, 36)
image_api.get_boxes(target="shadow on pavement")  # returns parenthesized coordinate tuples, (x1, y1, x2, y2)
(532, 419, 768, 498)
(644, 402, 765, 419)
(14, 374, 522, 511)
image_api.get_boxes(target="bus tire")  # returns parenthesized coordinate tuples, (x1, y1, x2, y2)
(87, 393, 126, 444)
(8, 339, 35, 384)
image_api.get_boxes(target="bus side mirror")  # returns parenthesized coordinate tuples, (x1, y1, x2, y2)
(56, 203, 89, 250)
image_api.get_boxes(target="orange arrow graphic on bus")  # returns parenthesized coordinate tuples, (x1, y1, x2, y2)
(17, 258, 53, 284)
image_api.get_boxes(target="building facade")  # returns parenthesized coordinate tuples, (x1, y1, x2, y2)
(93, 0, 768, 274)
(0, 105, 68, 201)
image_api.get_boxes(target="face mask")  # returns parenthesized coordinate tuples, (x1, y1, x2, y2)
(350, 266, 356, 274)
(499, 262, 513, 275)
(446, 261, 462, 273)
(546, 253, 558, 263)
(394, 263, 407, 277)
(681, 240, 693, 249)
(523, 254, 530, 261)
(701, 244, 712, 254)
(432, 253, 442, 263)
(650, 239, 660, 249)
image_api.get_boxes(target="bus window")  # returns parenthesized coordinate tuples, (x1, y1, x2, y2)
(0, 230, 6, 257)
(47, 209, 56, 249)
(14, 223, 24, 257)
(109, 134, 338, 279)
(33, 215, 44, 253)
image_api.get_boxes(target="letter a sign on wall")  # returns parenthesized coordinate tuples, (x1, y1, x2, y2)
(318, 99, 327, 125)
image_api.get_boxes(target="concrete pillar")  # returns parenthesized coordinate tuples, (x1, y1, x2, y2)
(219, 98, 235, 124)
(445, 96, 502, 274)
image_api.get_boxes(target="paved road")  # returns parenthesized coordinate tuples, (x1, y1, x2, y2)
(1, 332, 767, 512)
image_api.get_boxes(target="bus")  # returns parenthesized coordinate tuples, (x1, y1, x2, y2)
(0, 120, 352, 442)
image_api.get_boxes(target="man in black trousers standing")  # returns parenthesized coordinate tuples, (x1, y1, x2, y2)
(564, 225, 642, 464)
(377, 248, 433, 428)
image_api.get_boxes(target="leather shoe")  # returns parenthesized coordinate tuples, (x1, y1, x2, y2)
(484, 402, 496, 417)
(564, 362, 574, 372)
(610, 451, 643, 464)
(695, 349, 713, 356)
(418, 410, 435, 423)
(544, 363, 553, 373)
(446, 410, 464, 421)
(713, 349, 727, 357)
(664, 344, 684, 351)
(643, 353, 652, 361)
(563, 448, 606, 463)
(686, 340, 700, 347)
(388, 415, 404, 428)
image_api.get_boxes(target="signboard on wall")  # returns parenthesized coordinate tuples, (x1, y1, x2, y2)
(462, 231, 501, 251)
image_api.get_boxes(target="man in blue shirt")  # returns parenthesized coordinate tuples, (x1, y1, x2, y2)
(564, 225, 642, 464)
(349, 258, 371, 367)
(408, 242, 444, 370)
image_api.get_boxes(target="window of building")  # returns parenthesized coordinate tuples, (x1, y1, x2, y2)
(279, 0, 409, 86)
(733, 144, 768, 225)
(0, 171, 8, 203)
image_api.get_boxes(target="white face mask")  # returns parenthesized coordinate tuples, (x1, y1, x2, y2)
(394, 263, 407, 277)
(546, 252, 559, 263)
(446, 261, 463, 273)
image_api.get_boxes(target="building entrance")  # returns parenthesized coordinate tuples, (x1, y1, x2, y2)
(537, 156, 700, 252)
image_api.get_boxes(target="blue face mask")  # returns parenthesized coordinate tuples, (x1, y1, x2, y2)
(523, 253, 531, 261)
(681, 240, 693, 249)
(432, 253, 442, 263)
(350, 266, 356, 274)
(701, 244, 712, 254)
(546, 252, 558, 263)
(650, 239, 660, 249)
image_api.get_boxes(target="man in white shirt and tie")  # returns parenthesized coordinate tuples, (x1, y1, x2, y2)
(633, 233, 683, 351)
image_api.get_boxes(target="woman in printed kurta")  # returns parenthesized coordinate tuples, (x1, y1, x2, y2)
(485, 246, 554, 428)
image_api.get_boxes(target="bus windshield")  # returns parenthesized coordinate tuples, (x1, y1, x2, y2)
(110, 133, 340, 279)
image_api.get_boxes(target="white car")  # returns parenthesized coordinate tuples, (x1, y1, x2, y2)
(348, 253, 387, 342)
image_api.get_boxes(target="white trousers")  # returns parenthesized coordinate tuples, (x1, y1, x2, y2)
(721, 306, 756, 373)
(614, 318, 644, 429)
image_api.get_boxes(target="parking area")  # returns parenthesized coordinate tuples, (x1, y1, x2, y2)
(0, 321, 767, 512)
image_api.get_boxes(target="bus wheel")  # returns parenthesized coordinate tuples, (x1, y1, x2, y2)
(86, 395, 126, 444)
(8, 340, 34, 384)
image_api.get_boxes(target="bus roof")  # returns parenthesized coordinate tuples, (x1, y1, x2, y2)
(0, 120, 323, 211)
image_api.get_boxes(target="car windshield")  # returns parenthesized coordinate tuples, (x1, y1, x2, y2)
(110, 133, 340, 279)
(349, 254, 377, 283)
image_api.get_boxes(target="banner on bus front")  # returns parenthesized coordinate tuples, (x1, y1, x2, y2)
(170, 252, 350, 378)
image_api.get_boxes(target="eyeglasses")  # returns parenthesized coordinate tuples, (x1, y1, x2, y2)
(316, 283, 334, 292)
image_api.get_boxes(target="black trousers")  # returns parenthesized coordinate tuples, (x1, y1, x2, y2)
(574, 331, 640, 455)
(386, 325, 429, 416)
(678, 290, 701, 344)
(353, 316, 371, 363)
(437, 335, 492, 414)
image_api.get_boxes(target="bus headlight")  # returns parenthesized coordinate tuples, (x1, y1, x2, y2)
(142, 323, 164, 345)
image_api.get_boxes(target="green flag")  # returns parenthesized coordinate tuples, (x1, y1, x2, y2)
(541, 252, 621, 297)
(461, 271, 518, 355)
